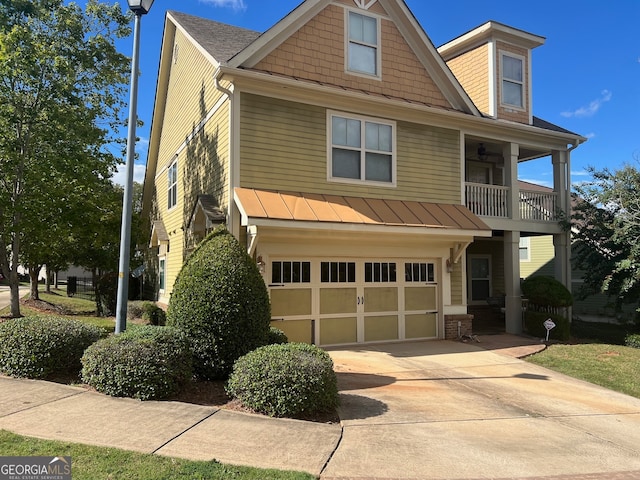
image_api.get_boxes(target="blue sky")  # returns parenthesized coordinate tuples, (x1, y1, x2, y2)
(108, 0, 639, 188)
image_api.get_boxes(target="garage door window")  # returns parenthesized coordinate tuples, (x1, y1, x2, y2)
(321, 262, 356, 283)
(272, 261, 311, 284)
(365, 262, 397, 282)
(405, 262, 435, 283)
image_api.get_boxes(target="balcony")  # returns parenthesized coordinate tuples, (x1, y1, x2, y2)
(465, 183, 559, 222)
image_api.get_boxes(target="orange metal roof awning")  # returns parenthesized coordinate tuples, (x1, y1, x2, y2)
(234, 188, 491, 236)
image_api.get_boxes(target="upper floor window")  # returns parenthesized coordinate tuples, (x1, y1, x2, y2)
(347, 11, 380, 77)
(501, 53, 524, 108)
(329, 112, 395, 185)
(167, 160, 178, 210)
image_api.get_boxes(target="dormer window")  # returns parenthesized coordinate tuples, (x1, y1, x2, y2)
(347, 11, 380, 77)
(501, 52, 524, 108)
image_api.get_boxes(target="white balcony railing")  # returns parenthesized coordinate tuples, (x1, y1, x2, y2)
(465, 183, 559, 222)
(465, 183, 509, 217)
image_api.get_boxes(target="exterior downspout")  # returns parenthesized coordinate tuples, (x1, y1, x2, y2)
(213, 68, 237, 237)
(563, 138, 583, 325)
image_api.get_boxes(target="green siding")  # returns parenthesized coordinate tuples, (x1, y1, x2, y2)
(521, 235, 555, 278)
(239, 93, 461, 203)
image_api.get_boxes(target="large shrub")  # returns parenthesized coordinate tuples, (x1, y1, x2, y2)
(0, 316, 103, 379)
(522, 276, 573, 307)
(226, 343, 339, 418)
(167, 227, 271, 380)
(81, 326, 192, 400)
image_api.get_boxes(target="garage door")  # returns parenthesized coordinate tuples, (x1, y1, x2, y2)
(269, 258, 438, 346)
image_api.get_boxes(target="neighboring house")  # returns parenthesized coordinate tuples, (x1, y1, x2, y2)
(141, 0, 585, 346)
(517, 187, 638, 324)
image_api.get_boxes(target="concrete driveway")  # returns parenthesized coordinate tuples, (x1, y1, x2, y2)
(324, 338, 640, 479)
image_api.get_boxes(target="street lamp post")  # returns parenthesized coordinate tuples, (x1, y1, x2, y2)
(115, 0, 154, 334)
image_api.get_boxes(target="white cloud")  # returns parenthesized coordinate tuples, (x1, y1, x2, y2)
(561, 90, 612, 118)
(584, 132, 596, 139)
(112, 163, 146, 187)
(198, 0, 246, 10)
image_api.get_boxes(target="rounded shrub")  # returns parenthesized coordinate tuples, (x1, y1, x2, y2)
(226, 343, 339, 418)
(167, 227, 271, 380)
(268, 326, 288, 345)
(522, 276, 573, 307)
(81, 326, 192, 400)
(524, 311, 570, 341)
(625, 334, 640, 349)
(0, 316, 103, 379)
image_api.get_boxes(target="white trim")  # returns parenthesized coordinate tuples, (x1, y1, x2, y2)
(239, 217, 489, 239)
(353, 0, 379, 9)
(488, 41, 496, 117)
(527, 49, 534, 124)
(499, 50, 526, 111)
(327, 110, 397, 187)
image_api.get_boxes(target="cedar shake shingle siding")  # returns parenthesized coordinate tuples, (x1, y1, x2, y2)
(254, 4, 451, 109)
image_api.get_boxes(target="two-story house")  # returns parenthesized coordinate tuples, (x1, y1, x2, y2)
(141, 0, 585, 346)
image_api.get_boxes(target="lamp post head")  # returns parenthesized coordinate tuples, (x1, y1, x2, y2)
(127, 0, 154, 14)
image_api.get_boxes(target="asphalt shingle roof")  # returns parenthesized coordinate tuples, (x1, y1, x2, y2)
(168, 10, 262, 64)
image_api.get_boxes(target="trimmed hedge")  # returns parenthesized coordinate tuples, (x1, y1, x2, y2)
(167, 227, 271, 380)
(625, 334, 640, 349)
(226, 343, 339, 418)
(0, 316, 103, 379)
(524, 311, 570, 341)
(81, 326, 192, 400)
(268, 327, 288, 345)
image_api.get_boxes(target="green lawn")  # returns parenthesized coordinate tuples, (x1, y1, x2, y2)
(0, 290, 115, 332)
(0, 430, 314, 480)
(527, 343, 640, 399)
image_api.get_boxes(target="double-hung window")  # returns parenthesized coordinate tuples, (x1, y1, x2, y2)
(347, 11, 379, 77)
(501, 53, 524, 108)
(167, 160, 178, 210)
(329, 112, 395, 185)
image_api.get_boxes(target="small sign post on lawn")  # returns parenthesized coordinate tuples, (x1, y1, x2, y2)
(543, 318, 556, 342)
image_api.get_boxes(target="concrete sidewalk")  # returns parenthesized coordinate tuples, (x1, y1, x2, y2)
(0, 335, 639, 479)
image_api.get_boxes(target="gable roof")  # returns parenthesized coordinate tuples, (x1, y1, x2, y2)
(170, 0, 480, 116)
(167, 11, 261, 64)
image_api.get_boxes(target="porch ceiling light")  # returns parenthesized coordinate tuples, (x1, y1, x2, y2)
(477, 143, 488, 162)
(127, 0, 154, 15)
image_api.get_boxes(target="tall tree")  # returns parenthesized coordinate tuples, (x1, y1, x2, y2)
(571, 162, 640, 314)
(0, 0, 131, 316)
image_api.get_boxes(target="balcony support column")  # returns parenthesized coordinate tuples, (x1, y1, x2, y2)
(504, 230, 523, 334)
(553, 149, 572, 322)
(503, 143, 520, 220)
